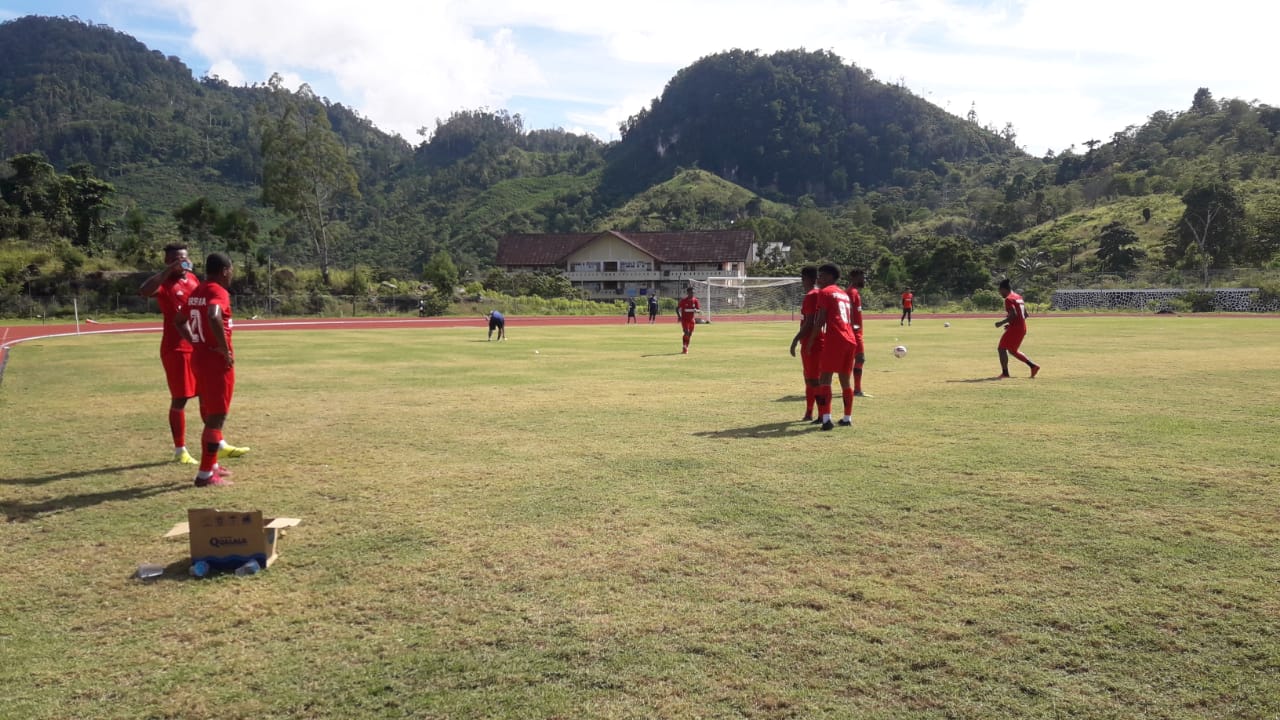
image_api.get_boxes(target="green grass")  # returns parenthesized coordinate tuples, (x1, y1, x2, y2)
(1, 318, 1278, 719)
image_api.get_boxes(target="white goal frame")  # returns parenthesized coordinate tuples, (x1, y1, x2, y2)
(687, 276, 805, 323)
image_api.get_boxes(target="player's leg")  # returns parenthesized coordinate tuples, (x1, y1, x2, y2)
(801, 348, 820, 420)
(997, 347, 1011, 377)
(162, 351, 198, 462)
(838, 346, 855, 424)
(193, 363, 234, 486)
(681, 322, 693, 353)
(853, 333, 867, 396)
(816, 370, 834, 429)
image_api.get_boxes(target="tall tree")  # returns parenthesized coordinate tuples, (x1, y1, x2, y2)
(260, 75, 360, 285)
(1096, 221, 1145, 272)
(1170, 181, 1247, 286)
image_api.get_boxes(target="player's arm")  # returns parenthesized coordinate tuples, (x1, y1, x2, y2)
(995, 305, 1015, 327)
(207, 303, 234, 368)
(138, 259, 183, 297)
(804, 307, 827, 354)
(174, 308, 194, 343)
(790, 314, 815, 357)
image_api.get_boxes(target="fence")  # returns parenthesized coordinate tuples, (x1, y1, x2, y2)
(0, 294, 434, 321)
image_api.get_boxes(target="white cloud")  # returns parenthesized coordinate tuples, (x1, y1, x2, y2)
(102, 0, 1280, 153)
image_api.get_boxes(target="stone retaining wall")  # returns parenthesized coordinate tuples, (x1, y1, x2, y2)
(1050, 288, 1280, 312)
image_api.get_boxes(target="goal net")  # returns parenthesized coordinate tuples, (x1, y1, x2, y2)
(687, 277, 805, 322)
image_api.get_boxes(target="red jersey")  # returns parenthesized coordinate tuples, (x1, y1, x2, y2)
(155, 271, 200, 353)
(677, 296, 700, 323)
(801, 288, 820, 326)
(901, 292, 913, 310)
(187, 281, 234, 359)
(816, 285, 856, 345)
(846, 287, 863, 331)
(1004, 291, 1028, 331)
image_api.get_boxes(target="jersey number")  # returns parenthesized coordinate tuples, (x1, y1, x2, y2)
(187, 311, 205, 344)
(836, 299, 851, 325)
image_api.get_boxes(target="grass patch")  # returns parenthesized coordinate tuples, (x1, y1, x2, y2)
(1, 317, 1278, 718)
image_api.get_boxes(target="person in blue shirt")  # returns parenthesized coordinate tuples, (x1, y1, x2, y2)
(487, 310, 506, 341)
(648, 293, 659, 324)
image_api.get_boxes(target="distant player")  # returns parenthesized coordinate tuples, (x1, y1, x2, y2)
(677, 287, 700, 354)
(789, 266, 822, 421)
(626, 297, 638, 324)
(995, 278, 1040, 379)
(847, 269, 870, 398)
(901, 287, 913, 326)
(648, 293, 659, 324)
(487, 310, 506, 341)
(183, 252, 243, 487)
(137, 243, 201, 465)
(804, 264, 857, 430)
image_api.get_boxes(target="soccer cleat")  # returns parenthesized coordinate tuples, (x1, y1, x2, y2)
(213, 464, 233, 477)
(853, 390, 871, 398)
(810, 417, 824, 425)
(194, 474, 233, 488)
(821, 420, 835, 431)
(173, 449, 197, 465)
(218, 443, 251, 459)
(1030, 364, 1041, 379)
(801, 415, 814, 422)
(838, 419, 852, 426)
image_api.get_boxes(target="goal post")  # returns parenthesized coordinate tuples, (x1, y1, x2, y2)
(687, 277, 806, 322)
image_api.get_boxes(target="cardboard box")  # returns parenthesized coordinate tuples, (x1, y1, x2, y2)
(165, 508, 302, 571)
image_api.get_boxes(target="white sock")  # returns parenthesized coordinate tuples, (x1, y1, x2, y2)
(843, 415, 852, 423)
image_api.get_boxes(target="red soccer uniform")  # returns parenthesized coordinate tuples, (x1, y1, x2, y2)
(999, 291, 1028, 351)
(188, 280, 235, 416)
(156, 272, 200, 398)
(816, 285, 856, 375)
(846, 286, 865, 354)
(800, 288, 823, 377)
(901, 292, 913, 310)
(677, 296, 700, 329)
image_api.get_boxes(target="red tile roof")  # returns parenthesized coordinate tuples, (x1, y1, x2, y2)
(497, 230, 755, 267)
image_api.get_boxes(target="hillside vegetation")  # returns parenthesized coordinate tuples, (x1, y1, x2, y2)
(1, 15, 1278, 315)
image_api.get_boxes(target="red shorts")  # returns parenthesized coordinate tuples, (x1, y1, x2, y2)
(193, 353, 235, 416)
(161, 350, 196, 399)
(999, 327, 1026, 352)
(819, 339, 856, 376)
(801, 347, 821, 378)
(681, 321, 696, 335)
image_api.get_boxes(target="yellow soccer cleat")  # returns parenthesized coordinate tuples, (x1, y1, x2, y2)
(218, 443, 251, 459)
(173, 448, 198, 465)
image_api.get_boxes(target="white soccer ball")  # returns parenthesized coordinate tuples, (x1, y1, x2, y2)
(893, 345, 907, 358)
(944, 322, 951, 328)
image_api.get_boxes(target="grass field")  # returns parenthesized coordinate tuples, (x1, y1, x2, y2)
(1, 317, 1278, 719)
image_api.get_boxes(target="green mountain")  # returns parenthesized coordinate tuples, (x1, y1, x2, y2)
(2, 15, 1277, 309)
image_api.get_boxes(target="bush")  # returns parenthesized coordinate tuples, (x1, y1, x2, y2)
(1182, 289, 1216, 312)
(968, 288, 1004, 311)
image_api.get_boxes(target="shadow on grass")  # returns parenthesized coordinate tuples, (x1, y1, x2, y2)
(2, 481, 188, 522)
(693, 420, 818, 439)
(641, 352, 685, 357)
(774, 395, 806, 402)
(0, 462, 169, 486)
(946, 376, 1012, 383)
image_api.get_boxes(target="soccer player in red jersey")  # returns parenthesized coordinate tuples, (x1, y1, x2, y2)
(847, 269, 869, 398)
(138, 243, 201, 465)
(995, 278, 1040, 379)
(676, 286, 701, 354)
(789, 266, 821, 421)
(804, 264, 857, 431)
(182, 252, 240, 487)
(900, 287, 914, 326)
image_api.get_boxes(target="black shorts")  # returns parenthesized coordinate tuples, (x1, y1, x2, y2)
(489, 318, 504, 330)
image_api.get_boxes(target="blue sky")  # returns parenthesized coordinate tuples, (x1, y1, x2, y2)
(2, 0, 1275, 155)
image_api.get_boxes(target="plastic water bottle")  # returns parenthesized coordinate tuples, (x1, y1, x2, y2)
(235, 559, 261, 576)
(189, 560, 210, 578)
(136, 563, 164, 579)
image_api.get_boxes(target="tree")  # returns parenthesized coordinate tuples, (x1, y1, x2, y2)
(61, 163, 114, 253)
(260, 76, 360, 285)
(1096, 221, 1146, 272)
(422, 250, 459, 295)
(173, 196, 220, 248)
(1169, 181, 1247, 286)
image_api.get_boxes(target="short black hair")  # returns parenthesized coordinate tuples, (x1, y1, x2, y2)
(205, 252, 232, 277)
(162, 243, 187, 257)
(800, 266, 818, 281)
(998, 278, 1011, 291)
(818, 263, 840, 282)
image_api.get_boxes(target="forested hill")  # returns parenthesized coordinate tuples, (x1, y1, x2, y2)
(2, 14, 1277, 303)
(603, 48, 1021, 202)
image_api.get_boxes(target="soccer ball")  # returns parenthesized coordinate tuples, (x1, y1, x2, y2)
(944, 322, 951, 328)
(893, 345, 907, 358)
